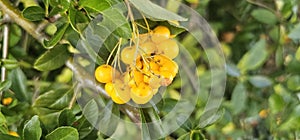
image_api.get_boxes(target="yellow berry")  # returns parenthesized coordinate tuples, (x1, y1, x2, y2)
(157, 39, 179, 59)
(139, 41, 157, 54)
(259, 109, 268, 119)
(133, 69, 144, 84)
(133, 33, 150, 44)
(111, 80, 131, 104)
(149, 61, 160, 71)
(104, 82, 114, 97)
(121, 46, 138, 65)
(8, 131, 19, 137)
(159, 71, 174, 86)
(130, 82, 153, 104)
(159, 60, 178, 77)
(2, 97, 13, 105)
(94, 65, 120, 83)
(148, 75, 162, 89)
(151, 26, 171, 43)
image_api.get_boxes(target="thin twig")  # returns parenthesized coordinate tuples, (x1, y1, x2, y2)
(0, 14, 10, 99)
(0, 0, 47, 43)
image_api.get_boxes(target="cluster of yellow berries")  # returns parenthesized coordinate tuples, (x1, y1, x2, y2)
(94, 26, 179, 104)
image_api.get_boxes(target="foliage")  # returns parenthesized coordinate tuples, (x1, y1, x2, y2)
(0, 0, 299, 139)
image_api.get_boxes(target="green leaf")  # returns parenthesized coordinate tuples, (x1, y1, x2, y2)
(296, 47, 300, 61)
(100, 8, 132, 39)
(140, 109, 151, 140)
(58, 109, 76, 126)
(287, 75, 300, 91)
(231, 83, 247, 114)
(46, 126, 79, 140)
(269, 94, 285, 114)
(129, 0, 187, 21)
(288, 23, 300, 40)
(0, 112, 8, 134)
(44, 23, 69, 48)
(0, 134, 21, 140)
(226, 63, 240, 77)
(33, 88, 73, 130)
(0, 80, 12, 92)
(237, 39, 268, 72)
(79, 0, 111, 12)
(8, 68, 29, 102)
(34, 44, 70, 71)
(22, 6, 45, 21)
(251, 9, 277, 25)
(68, 6, 89, 33)
(248, 75, 273, 88)
(97, 101, 120, 136)
(23, 115, 42, 140)
(82, 100, 99, 126)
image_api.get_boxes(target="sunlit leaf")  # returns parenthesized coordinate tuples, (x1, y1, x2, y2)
(22, 6, 45, 21)
(34, 44, 70, 71)
(129, 0, 187, 21)
(45, 126, 79, 140)
(249, 75, 273, 88)
(23, 115, 42, 140)
(251, 9, 277, 25)
(231, 83, 247, 114)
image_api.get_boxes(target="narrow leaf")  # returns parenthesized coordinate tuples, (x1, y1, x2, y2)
(34, 44, 70, 71)
(0, 80, 11, 92)
(0, 134, 21, 140)
(23, 116, 42, 140)
(129, 0, 187, 21)
(251, 9, 277, 25)
(231, 83, 247, 114)
(237, 39, 268, 72)
(45, 126, 79, 140)
(82, 100, 99, 126)
(249, 75, 273, 88)
(79, 0, 111, 12)
(22, 6, 45, 21)
(8, 68, 29, 102)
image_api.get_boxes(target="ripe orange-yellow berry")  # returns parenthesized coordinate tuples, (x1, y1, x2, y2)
(130, 82, 153, 104)
(104, 82, 114, 97)
(2, 97, 13, 105)
(121, 46, 138, 65)
(139, 41, 157, 54)
(159, 71, 174, 86)
(95, 64, 119, 83)
(259, 109, 268, 119)
(151, 26, 171, 43)
(157, 39, 179, 59)
(8, 131, 19, 137)
(110, 79, 131, 104)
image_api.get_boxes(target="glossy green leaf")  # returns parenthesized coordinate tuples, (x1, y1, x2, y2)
(100, 8, 132, 39)
(288, 23, 300, 40)
(8, 68, 29, 102)
(237, 39, 268, 72)
(45, 126, 79, 140)
(82, 100, 99, 126)
(251, 9, 277, 25)
(23, 115, 42, 140)
(0, 80, 11, 92)
(0, 112, 8, 134)
(249, 75, 273, 88)
(22, 6, 45, 21)
(231, 83, 247, 114)
(44, 23, 69, 49)
(79, 0, 111, 12)
(129, 0, 187, 21)
(97, 101, 119, 136)
(33, 88, 73, 130)
(34, 44, 70, 71)
(58, 109, 76, 126)
(68, 6, 89, 33)
(287, 75, 300, 91)
(269, 94, 285, 114)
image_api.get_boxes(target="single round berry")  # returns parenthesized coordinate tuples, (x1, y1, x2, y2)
(130, 82, 153, 104)
(111, 79, 131, 104)
(139, 41, 157, 55)
(95, 64, 119, 83)
(157, 39, 179, 59)
(151, 26, 171, 43)
(121, 46, 138, 65)
(105, 82, 114, 97)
